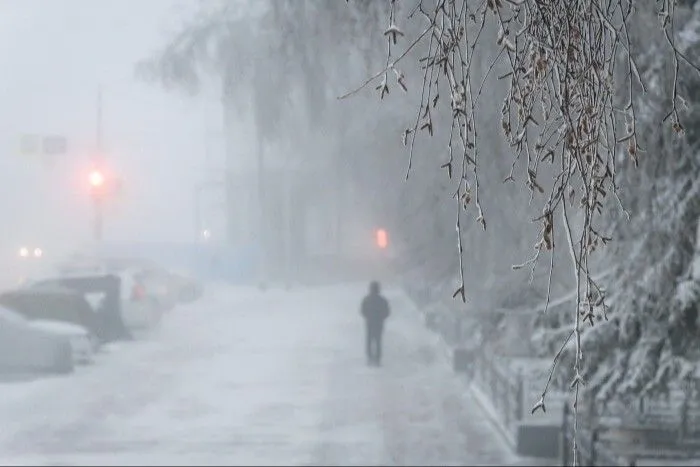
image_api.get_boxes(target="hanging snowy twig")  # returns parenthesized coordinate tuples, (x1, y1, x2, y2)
(340, 0, 699, 463)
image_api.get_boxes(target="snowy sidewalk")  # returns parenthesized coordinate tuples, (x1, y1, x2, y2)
(0, 284, 527, 466)
(308, 287, 521, 465)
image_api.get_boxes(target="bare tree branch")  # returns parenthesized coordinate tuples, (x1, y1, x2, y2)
(342, 0, 699, 461)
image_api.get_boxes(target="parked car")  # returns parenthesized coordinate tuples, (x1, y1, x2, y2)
(136, 267, 178, 313)
(0, 286, 100, 339)
(28, 320, 93, 364)
(117, 266, 164, 333)
(35, 265, 162, 340)
(0, 287, 99, 364)
(92, 257, 182, 312)
(31, 274, 129, 342)
(168, 271, 203, 303)
(0, 306, 73, 375)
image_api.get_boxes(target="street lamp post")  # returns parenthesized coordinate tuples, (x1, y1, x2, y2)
(93, 196, 103, 241)
(88, 168, 105, 242)
(194, 183, 203, 241)
(193, 180, 224, 242)
(92, 85, 105, 243)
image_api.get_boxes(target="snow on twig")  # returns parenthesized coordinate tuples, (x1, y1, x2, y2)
(339, 0, 699, 463)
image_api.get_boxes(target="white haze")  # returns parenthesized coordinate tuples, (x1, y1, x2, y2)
(0, 0, 231, 278)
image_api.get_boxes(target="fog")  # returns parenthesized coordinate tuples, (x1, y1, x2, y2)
(0, 0, 400, 286)
(0, 0, 687, 465)
(0, 0, 221, 279)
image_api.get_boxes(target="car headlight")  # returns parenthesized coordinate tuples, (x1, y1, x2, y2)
(33, 248, 42, 258)
(18, 247, 29, 258)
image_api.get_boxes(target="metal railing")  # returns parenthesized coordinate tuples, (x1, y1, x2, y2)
(405, 280, 700, 466)
(561, 404, 628, 466)
(404, 281, 528, 431)
(560, 395, 700, 466)
(471, 351, 526, 429)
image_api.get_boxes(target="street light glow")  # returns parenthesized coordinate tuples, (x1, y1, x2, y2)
(375, 228, 388, 249)
(89, 169, 105, 187)
(201, 229, 211, 241)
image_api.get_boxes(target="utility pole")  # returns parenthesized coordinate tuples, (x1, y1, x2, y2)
(196, 119, 212, 243)
(220, 69, 240, 251)
(221, 60, 267, 287)
(287, 172, 296, 287)
(194, 183, 203, 240)
(256, 132, 267, 288)
(193, 181, 224, 242)
(92, 85, 104, 242)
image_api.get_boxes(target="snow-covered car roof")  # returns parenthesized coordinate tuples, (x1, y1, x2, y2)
(9, 283, 77, 296)
(28, 320, 88, 337)
(33, 266, 123, 283)
(0, 305, 27, 324)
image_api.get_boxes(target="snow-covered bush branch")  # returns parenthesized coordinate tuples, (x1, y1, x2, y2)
(343, 0, 700, 462)
(348, 0, 684, 371)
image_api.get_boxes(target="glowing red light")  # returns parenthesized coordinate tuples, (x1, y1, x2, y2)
(376, 228, 388, 249)
(89, 170, 105, 187)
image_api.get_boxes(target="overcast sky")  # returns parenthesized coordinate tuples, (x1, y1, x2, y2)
(0, 0, 226, 262)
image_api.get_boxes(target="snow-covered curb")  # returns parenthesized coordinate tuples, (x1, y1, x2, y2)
(468, 378, 516, 449)
(422, 306, 457, 365)
(402, 287, 519, 449)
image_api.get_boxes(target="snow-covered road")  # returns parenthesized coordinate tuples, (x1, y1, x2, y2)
(0, 284, 532, 466)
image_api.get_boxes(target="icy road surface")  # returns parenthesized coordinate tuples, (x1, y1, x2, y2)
(0, 284, 531, 466)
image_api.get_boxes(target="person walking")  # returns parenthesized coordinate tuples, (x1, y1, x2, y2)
(360, 280, 390, 366)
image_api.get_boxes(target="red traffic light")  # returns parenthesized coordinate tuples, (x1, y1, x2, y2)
(375, 228, 388, 249)
(88, 169, 105, 187)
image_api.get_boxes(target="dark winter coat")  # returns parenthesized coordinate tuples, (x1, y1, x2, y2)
(361, 291, 390, 328)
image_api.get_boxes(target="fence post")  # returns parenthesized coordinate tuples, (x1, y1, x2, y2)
(492, 364, 500, 410)
(561, 403, 570, 467)
(590, 428, 598, 466)
(679, 393, 689, 441)
(516, 369, 525, 422)
(586, 395, 596, 423)
(504, 376, 511, 426)
(475, 352, 482, 384)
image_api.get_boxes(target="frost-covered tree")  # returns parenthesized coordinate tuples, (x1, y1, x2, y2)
(532, 1, 700, 404)
(139, 0, 546, 304)
(141, 2, 700, 456)
(346, 2, 700, 464)
(136, 1, 387, 272)
(357, 0, 700, 405)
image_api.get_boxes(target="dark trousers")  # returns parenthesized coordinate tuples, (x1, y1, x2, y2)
(365, 323, 384, 363)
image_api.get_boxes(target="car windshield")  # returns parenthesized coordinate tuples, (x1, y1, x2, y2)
(82, 292, 107, 311)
